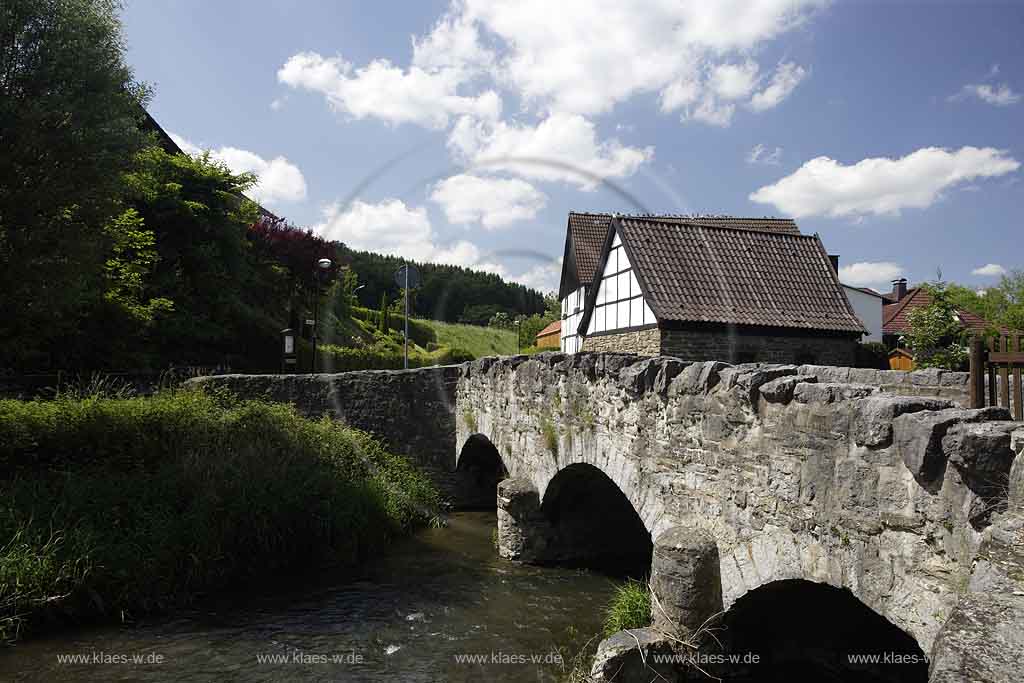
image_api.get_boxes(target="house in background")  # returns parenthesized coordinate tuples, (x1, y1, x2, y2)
(882, 279, 993, 348)
(841, 284, 885, 343)
(534, 320, 561, 349)
(559, 214, 865, 365)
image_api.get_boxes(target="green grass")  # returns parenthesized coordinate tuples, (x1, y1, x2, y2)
(0, 389, 440, 642)
(603, 579, 652, 636)
(418, 319, 517, 358)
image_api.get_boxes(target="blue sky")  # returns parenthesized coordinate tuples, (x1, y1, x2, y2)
(122, 0, 1023, 294)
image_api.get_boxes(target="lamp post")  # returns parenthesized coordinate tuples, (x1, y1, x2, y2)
(312, 257, 332, 372)
(514, 318, 521, 355)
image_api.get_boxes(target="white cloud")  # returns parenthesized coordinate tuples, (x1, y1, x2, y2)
(750, 61, 807, 111)
(313, 198, 557, 290)
(277, 51, 501, 129)
(749, 146, 1021, 218)
(710, 61, 761, 100)
(949, 82, 1021, 107)
(281, 0, 821, 134)
(840, 261, 904, 288)
(270, 97, 286, 111)
(747, 143, 782, 165)
(463, 0, 822, 117)
(972, 263, 1007, 277)
(169, 133, 307, 204)
(447, 112, 653, 190)
(431, 174, 547, 229)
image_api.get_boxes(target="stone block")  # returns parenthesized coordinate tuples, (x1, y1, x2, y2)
(590, 628, 682, 683)
(852, 396, 956, 448)
(928, 592, 1024, 683)
(759, 375, 817, 404)
(792, 382, 878, 405)
(669, 361, 730, 397)
(893, 407, 1011, 489)
(617, 357, 688, 396)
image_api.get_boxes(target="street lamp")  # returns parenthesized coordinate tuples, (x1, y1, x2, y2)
(514, 318, 521, 355)
(312, 258, 332, 372)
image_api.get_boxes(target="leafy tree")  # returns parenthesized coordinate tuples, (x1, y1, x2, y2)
(948, 270, 1024, 333)
(0, 0, 151, 369)
(905, 281, 969, 370)
(121, 148, 291, 370)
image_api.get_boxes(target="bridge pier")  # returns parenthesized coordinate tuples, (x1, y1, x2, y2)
(650, 526, 723, 639)
(496, 477, 555, 563)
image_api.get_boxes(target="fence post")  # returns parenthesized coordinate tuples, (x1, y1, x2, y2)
(969, 336, 986, 409)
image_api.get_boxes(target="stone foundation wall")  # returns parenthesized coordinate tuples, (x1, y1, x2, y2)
(660, 327, 857, 367)
(582, 327, 660, 355)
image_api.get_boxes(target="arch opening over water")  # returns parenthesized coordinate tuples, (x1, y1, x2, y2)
(455, 434, 508, 510)
(540, 463, 652, 578)
(718, 579, 928, 683)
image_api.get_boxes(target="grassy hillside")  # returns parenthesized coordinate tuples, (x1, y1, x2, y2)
(419, 319, 518, 358)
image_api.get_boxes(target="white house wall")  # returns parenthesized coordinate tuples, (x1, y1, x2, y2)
(842, 285, 882, 343)
(586, 232, 656, 337)
(560, 286, 586, 353)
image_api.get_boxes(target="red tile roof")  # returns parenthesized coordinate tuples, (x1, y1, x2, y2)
(536, 320, 561, 339)
(597, 217, 864, 334)
(882, 287, 1000, 335)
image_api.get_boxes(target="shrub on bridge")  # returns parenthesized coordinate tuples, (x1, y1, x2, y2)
(0, 389, 440, 641)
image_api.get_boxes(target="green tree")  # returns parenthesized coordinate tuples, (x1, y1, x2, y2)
(905, 281, 969, 370)
(0, 0, 150, 369)
(121, 147, 290, 369)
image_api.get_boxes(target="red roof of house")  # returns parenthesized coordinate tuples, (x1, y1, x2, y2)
(536, 320, 561, 339)
(882, 287, 998, 335)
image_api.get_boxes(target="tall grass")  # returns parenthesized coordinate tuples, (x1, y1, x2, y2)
(603, 579, 651, 636)
(0, 389, 439, 641)
(418, 319, 517, 358)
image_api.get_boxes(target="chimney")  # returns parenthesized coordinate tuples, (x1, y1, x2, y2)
(828, 254, 839, 274)
(891, 278, 908, 301)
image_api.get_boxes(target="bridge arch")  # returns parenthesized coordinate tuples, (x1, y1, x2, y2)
(454, 433, 509, 509)
(540, 462, 652, 577)
(719, 578, 928, 682)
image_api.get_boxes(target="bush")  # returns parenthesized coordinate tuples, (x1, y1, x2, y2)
(0, 390, 439, 641)
(855, 342, 890, 369)
(603, 579, 651, 636)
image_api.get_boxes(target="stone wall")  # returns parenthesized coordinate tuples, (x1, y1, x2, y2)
(580, 325, 858, 367)
(456, 352, 1019, 658)
(581, 327, 660, 355)
(660, 327, 857, 367)
(187, 367, 461, 494)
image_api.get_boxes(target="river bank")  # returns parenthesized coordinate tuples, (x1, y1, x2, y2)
(0, 389, 440, 642)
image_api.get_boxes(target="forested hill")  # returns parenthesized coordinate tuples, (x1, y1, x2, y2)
(340, 246, 545, 324)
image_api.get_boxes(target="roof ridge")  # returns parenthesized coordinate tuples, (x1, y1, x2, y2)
(618, 215, 809, 237)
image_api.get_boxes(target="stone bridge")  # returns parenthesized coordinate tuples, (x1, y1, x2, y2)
(192, 353, 1024, 682)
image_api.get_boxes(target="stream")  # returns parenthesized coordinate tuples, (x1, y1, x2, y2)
(0, 512, 613, 682)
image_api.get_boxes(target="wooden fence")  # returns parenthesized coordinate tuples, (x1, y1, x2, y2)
(969, 334, 1024, 420)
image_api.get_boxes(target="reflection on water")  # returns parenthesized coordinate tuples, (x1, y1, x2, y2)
(0, 512, 613, 682)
